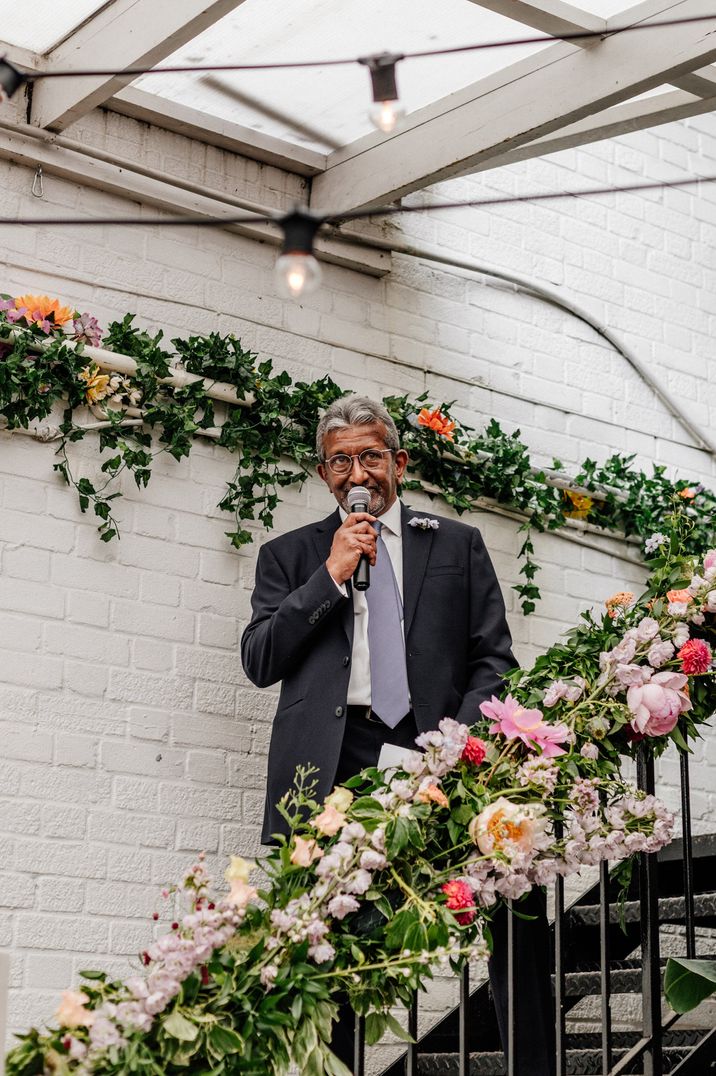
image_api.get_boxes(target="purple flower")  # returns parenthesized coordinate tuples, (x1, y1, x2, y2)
(72, 312, 103, 347)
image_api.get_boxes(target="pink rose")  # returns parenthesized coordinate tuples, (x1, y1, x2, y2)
(626, 671, 691, 736)
(315, 803, 346, 836)
(703, 550, 716, 572)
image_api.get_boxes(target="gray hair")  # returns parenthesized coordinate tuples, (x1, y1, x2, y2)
(315, 395, 400, 460)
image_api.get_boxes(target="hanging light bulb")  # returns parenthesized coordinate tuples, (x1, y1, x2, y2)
(0, 56, 28, 102)
(275, 209, 323, 299)
(359, 52, 405, 134)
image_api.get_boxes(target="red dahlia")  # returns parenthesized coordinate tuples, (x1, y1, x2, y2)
(462, 736, 487, 766)
(677, 638, 712, 675)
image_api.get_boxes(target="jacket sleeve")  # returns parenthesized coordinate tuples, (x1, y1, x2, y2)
(240, 540, 349, 688)
(455, 527, 516, 724)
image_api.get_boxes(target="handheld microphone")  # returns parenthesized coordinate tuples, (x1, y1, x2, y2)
(347, 485, 371, 591)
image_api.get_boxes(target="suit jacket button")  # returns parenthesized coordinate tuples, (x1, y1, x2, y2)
(342, 656, 350, 667)
(335, 706, 344, 717)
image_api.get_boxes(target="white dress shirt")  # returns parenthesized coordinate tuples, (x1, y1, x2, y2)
(333, 498, 404, 706)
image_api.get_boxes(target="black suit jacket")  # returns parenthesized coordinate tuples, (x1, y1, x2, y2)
(241, 502, 515, 841)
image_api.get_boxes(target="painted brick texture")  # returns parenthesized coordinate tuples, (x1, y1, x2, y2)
(0, 104, 715, 1065)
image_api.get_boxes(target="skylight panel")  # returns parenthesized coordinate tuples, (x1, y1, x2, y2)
(0, 0, 110, 53)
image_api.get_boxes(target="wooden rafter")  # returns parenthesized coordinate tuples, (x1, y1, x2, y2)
(30, 0, 251, 132)
(465, 0, 605, 40)
(456, 88, 716, 172)
(310, 0, 716, 213)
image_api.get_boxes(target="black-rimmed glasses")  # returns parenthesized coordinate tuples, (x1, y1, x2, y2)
(323, 448, 395, 475)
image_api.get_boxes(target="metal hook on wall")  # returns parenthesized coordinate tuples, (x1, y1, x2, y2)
(31, 165, 43, 198)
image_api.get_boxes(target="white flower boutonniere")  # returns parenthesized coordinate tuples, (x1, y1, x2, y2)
(408, 516, 439, 531)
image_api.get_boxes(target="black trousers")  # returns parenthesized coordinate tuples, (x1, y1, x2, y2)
(329, 709, 555, 1075)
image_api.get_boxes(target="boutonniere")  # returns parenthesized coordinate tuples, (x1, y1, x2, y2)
(408, 516, 439, 531)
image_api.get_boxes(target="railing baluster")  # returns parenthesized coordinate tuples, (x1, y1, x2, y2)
(554, 849, 567, 1076)
(406, 994, 418, 1076)
(637, 745, 663, 1076)
(507, 898, 516, 1076)
(459, 962, 469, 1076)
(353, 1013, 365, 1076)
(679, 749, 697, 959)
(599, 859, 613, 1075)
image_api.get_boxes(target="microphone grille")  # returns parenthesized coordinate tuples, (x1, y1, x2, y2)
(347, 486, 370, 510)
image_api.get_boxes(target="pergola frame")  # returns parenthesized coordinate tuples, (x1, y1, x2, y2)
(2, 0, 716, 216)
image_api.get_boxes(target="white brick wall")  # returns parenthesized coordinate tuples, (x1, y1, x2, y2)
(1, 104, 715, 1057)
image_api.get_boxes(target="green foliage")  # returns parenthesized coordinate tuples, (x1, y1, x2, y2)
(664, 957, 716, 1013)
(2, 302, 716, 614)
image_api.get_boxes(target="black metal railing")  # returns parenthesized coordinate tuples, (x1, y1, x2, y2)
(355, 744, 715, 1076)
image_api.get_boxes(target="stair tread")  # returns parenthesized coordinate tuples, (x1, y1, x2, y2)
(572, 891, 716, 925)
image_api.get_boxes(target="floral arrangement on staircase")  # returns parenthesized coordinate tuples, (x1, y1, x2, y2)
(5, 516, 715, 1076)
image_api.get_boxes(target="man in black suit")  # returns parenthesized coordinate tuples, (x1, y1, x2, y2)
(241, 395, 554, 1075)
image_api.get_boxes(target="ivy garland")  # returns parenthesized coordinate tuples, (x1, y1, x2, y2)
(1, 292, 715, 615)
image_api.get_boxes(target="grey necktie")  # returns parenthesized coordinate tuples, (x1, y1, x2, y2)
(366, 521, 411, 728)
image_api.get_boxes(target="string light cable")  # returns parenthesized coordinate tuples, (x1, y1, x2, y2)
(3, 12, 716, 85)
(1, 171, 715, 295)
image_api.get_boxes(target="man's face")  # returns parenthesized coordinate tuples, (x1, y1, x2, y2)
(317, 422, 408, 516)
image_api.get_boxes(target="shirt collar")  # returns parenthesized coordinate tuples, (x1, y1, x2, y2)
(339, 497, 402, 535)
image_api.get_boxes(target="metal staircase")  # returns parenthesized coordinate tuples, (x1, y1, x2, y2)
(381, 833, 716, 1076)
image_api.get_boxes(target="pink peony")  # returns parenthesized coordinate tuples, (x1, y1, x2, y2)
(626, 671, 691, 736)
(677, 638, 712, 675)
(480, 694, 570, 757)
(469, 797, 550, 859)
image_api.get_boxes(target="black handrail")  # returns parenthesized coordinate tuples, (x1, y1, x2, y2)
(362, 743, 703, 1076)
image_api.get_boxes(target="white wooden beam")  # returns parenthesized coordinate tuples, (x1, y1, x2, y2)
(0, 125, 389, 277)
(30, 0, 251, 132)
(465, 0, 605, 41)
(670, 64, 716, 96)
(310, 0, 716, 213)
(454, 88, 716, 172)
(111, 87, 327, 176)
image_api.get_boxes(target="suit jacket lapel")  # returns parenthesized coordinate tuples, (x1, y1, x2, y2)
(401, 503, 434, 637)
(313, 509, 353, 644)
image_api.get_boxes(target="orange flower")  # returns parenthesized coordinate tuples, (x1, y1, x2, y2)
(417, 783, 449, 808)
(563, 489, 593, 520)
(605, 591, 634, 618)
(417, 407, 456, 441)
(666, 588, 693, 604)
(14, 294, 74, 326)
(678, 487, 696, 500)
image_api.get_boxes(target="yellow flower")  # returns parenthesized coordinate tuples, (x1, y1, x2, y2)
(78, 365, 111, 403)
(563, 489, 593, 520)
(324, 787, 353, 814)
(55, 989, 94, 1028)
(15, 294, 74, 327)
(225, 855, 254, 885)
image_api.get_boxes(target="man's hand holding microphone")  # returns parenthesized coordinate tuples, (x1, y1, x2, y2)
(326, 486, 376, 589)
